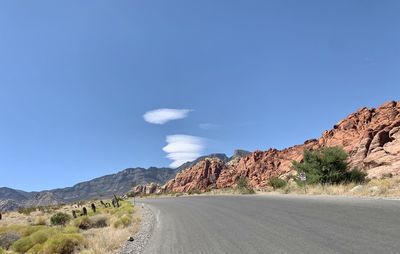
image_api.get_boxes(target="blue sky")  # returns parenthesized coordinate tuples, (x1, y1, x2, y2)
(0, 1, 399, 191)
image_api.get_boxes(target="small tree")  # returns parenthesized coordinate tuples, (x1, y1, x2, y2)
(50, 212, 71, 226)
(292, 147, 366, 184)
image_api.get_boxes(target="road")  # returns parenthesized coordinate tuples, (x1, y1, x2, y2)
(139, 195, 400, 254)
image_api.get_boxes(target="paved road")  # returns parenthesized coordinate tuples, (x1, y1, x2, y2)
(140, 195, 400, 254)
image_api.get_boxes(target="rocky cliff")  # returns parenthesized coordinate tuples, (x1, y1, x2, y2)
(164, 101, 400, 192)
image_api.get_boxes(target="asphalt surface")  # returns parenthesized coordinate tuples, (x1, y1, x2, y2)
(140, 195, 400, 254)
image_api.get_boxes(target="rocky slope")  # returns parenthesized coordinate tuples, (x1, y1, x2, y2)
(164, 101, 400, 192)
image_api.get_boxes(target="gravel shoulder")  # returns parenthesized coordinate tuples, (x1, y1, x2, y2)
(118, 202, 155, 254)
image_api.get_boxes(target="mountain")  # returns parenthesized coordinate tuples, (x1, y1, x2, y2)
(0, 167, 177, 211)
(0, 187, 33, 202)
(0, 154, 231, 211)
(164, 101, 400, 192)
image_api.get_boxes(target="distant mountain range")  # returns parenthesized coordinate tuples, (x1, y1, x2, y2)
(0, 152, 249, 211)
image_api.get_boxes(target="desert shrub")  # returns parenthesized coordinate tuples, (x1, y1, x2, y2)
(344, 169, 367, 183)
(62, 226, 79, 234)
(188, 188, 201, 195)
(30, 231, 48, 245)
(237, 176, 248, 189)
(33, 216, 47, 226)
(269, 177, 287, 190)
(26, 243, 43, 254)
(41, 233, 85, 254)
(119, 201, 134, 214)
(29, 228, 56, 245)
(236, 176, 255, 194)
(73, 217, 91, 230)
(21, 226, 46, 237)
(51, 213, 71, 226)
(293, 147, 366, 184)
(73, 215, 108, 230)
(11, 236, 34, 253)
(0, 232, 21, 249)
(18, 207, 37, 216)
(113, 215, 132, 228)
(90, 215, 108, 228)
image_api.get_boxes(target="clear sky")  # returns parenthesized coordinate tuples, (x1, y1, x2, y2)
(0, 1, 399, 191)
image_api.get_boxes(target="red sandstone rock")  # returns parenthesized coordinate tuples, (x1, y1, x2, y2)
(164, 101, 400, 192)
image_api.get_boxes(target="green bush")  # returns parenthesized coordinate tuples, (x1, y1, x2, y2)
(188, 188, 201, 195)
(344, 168, 367, 183)
(292, 147, 366, 184)
(62, 226, 80, 234)
(29, 228, 57, 245)
(11, 236, 34, 253)
(269, 177, 287, 189)
(113, 215, 132, 228)
(26, 243, 43, 254)
(236, 176, 248, 189)
(41, 233, 85, 254)
(21, 226, 46, 237)
(50, 213, 71, 226)
(30, 231, 49, 245)
(236, 176, 255, 194)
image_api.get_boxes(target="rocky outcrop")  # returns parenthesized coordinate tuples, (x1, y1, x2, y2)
(129, 183, 164, 196)
(164, 158, 227, 192)
(165, 101, 400, 192)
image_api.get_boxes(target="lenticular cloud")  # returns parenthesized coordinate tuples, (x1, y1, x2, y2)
(163, 135, 204, 168)
(143, 108, 191, 124)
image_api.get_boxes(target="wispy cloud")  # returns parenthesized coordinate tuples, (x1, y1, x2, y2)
(143, 108, 192, 124)
(199, 123, 220, 130)
(163, 135, 204, 168)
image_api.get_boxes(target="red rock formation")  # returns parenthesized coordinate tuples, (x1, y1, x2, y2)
(164, 158, 227, 192)
(164, 101, 400, 192)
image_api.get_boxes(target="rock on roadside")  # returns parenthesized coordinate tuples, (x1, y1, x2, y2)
(118, 203, 155, 254)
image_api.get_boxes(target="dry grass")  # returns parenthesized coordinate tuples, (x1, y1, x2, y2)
(0, 199, 140, 254)
(272, 177, 400, 198)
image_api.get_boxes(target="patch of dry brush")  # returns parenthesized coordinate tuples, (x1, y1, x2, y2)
(0, 199, 140, 254)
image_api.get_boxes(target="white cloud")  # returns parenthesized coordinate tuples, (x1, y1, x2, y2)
(143, 108, 191, 124)
(163, 135, 205, 168)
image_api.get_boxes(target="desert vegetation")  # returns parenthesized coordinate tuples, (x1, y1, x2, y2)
(235, 176, 255, 194)
(0, 199, 140, 254)
(261, 147, 400, 197)
(292, 147, 366, 185)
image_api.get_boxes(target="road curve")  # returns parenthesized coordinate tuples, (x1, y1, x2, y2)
(139, 195, 400, 254)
